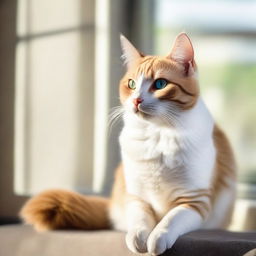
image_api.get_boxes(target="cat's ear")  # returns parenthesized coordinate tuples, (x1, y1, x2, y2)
(167, 33, 195, 75)
(120, 34, 143, 68)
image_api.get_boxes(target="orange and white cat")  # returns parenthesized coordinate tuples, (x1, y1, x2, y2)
(21, 33, 236, 255)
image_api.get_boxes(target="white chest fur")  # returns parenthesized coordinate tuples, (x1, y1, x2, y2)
(119, 98, 216, 217)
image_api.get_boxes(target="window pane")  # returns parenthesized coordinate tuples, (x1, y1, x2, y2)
(15, 1, 95, 195)
(154, 0, 256, 184)
(17, 0, 85, 37)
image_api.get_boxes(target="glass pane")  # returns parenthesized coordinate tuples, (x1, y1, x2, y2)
(15, 31, 94, 195)
(17, 0, 93, 37)
(16, 32, 91, 193)
(154, 0, 256, 184)
(15, 0, 95, 196)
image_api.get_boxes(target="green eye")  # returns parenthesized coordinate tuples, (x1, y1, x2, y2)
(128, 79, 136, 90)
(154, 79, 168, 90)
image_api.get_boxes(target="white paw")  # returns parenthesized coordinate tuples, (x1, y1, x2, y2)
(126, 228, 151, 253)
(147, 228, 175, 255)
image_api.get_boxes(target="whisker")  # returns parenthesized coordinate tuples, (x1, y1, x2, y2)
(139, 103, 182, 127)
(108, 106, 124, 136)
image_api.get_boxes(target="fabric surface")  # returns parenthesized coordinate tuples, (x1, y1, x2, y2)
(0, 225, 255, 256)
(163, 229, 256, 256)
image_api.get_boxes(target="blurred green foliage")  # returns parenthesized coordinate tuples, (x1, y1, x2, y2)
(200, 64, 256, 97)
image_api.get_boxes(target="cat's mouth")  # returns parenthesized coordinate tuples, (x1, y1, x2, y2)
(134, 104, 152, 118)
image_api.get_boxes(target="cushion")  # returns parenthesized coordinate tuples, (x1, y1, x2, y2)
(0, 225, 255, 256)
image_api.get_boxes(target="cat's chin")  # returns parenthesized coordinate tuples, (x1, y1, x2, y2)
(133, 109, 175, 127)
(129, 106, 157, 121)
(137, 111, 151, 119)
(134, 108, 152, 120)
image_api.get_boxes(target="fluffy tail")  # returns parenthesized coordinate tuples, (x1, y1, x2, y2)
(20, 189, 110, 231)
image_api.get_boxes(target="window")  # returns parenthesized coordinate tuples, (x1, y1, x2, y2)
(2, 0, 254, 229)
(154, 0, 256, 230)
(154, 0, 256, 186)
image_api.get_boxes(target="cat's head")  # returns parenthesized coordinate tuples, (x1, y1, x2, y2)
(119, 33, 199, 124)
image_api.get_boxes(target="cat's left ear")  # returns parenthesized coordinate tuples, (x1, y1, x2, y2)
(167, 33, 195, 75)
(120, 34, 143, 68)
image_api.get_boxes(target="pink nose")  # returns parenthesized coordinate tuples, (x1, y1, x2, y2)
(133, 98, 143, 107)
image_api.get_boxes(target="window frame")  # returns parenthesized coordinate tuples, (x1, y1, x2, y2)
(0, 0, 28, 221)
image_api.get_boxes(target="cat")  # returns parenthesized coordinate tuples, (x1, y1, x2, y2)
(20, 33, 236, 255)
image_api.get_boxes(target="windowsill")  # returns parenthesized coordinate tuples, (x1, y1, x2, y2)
(230, 183, 256, 231)
(238, 183, 256, 200)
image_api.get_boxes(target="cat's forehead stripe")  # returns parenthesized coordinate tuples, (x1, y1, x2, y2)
(135, 74, 144, 91)
(135, 57, 156, 78)
(135, 74, 153, 94)
(134, 57, 178, 79)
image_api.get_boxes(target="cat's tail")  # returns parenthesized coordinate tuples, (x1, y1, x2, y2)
(20, 189, 110, 231)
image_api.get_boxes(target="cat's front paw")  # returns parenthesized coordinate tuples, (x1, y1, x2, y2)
(147, 228, 175, 255)
(126, 228, 151, 253)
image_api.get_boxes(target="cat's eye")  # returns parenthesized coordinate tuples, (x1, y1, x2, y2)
(128, 79, 136, 90)
(154, 79, 168, 90)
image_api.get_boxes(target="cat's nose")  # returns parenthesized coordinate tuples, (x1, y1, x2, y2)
(133, 98, 143, 107)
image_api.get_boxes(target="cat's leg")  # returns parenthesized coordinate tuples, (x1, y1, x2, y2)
(147, 202, 209, 255)
(125, 195, 157, 253)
